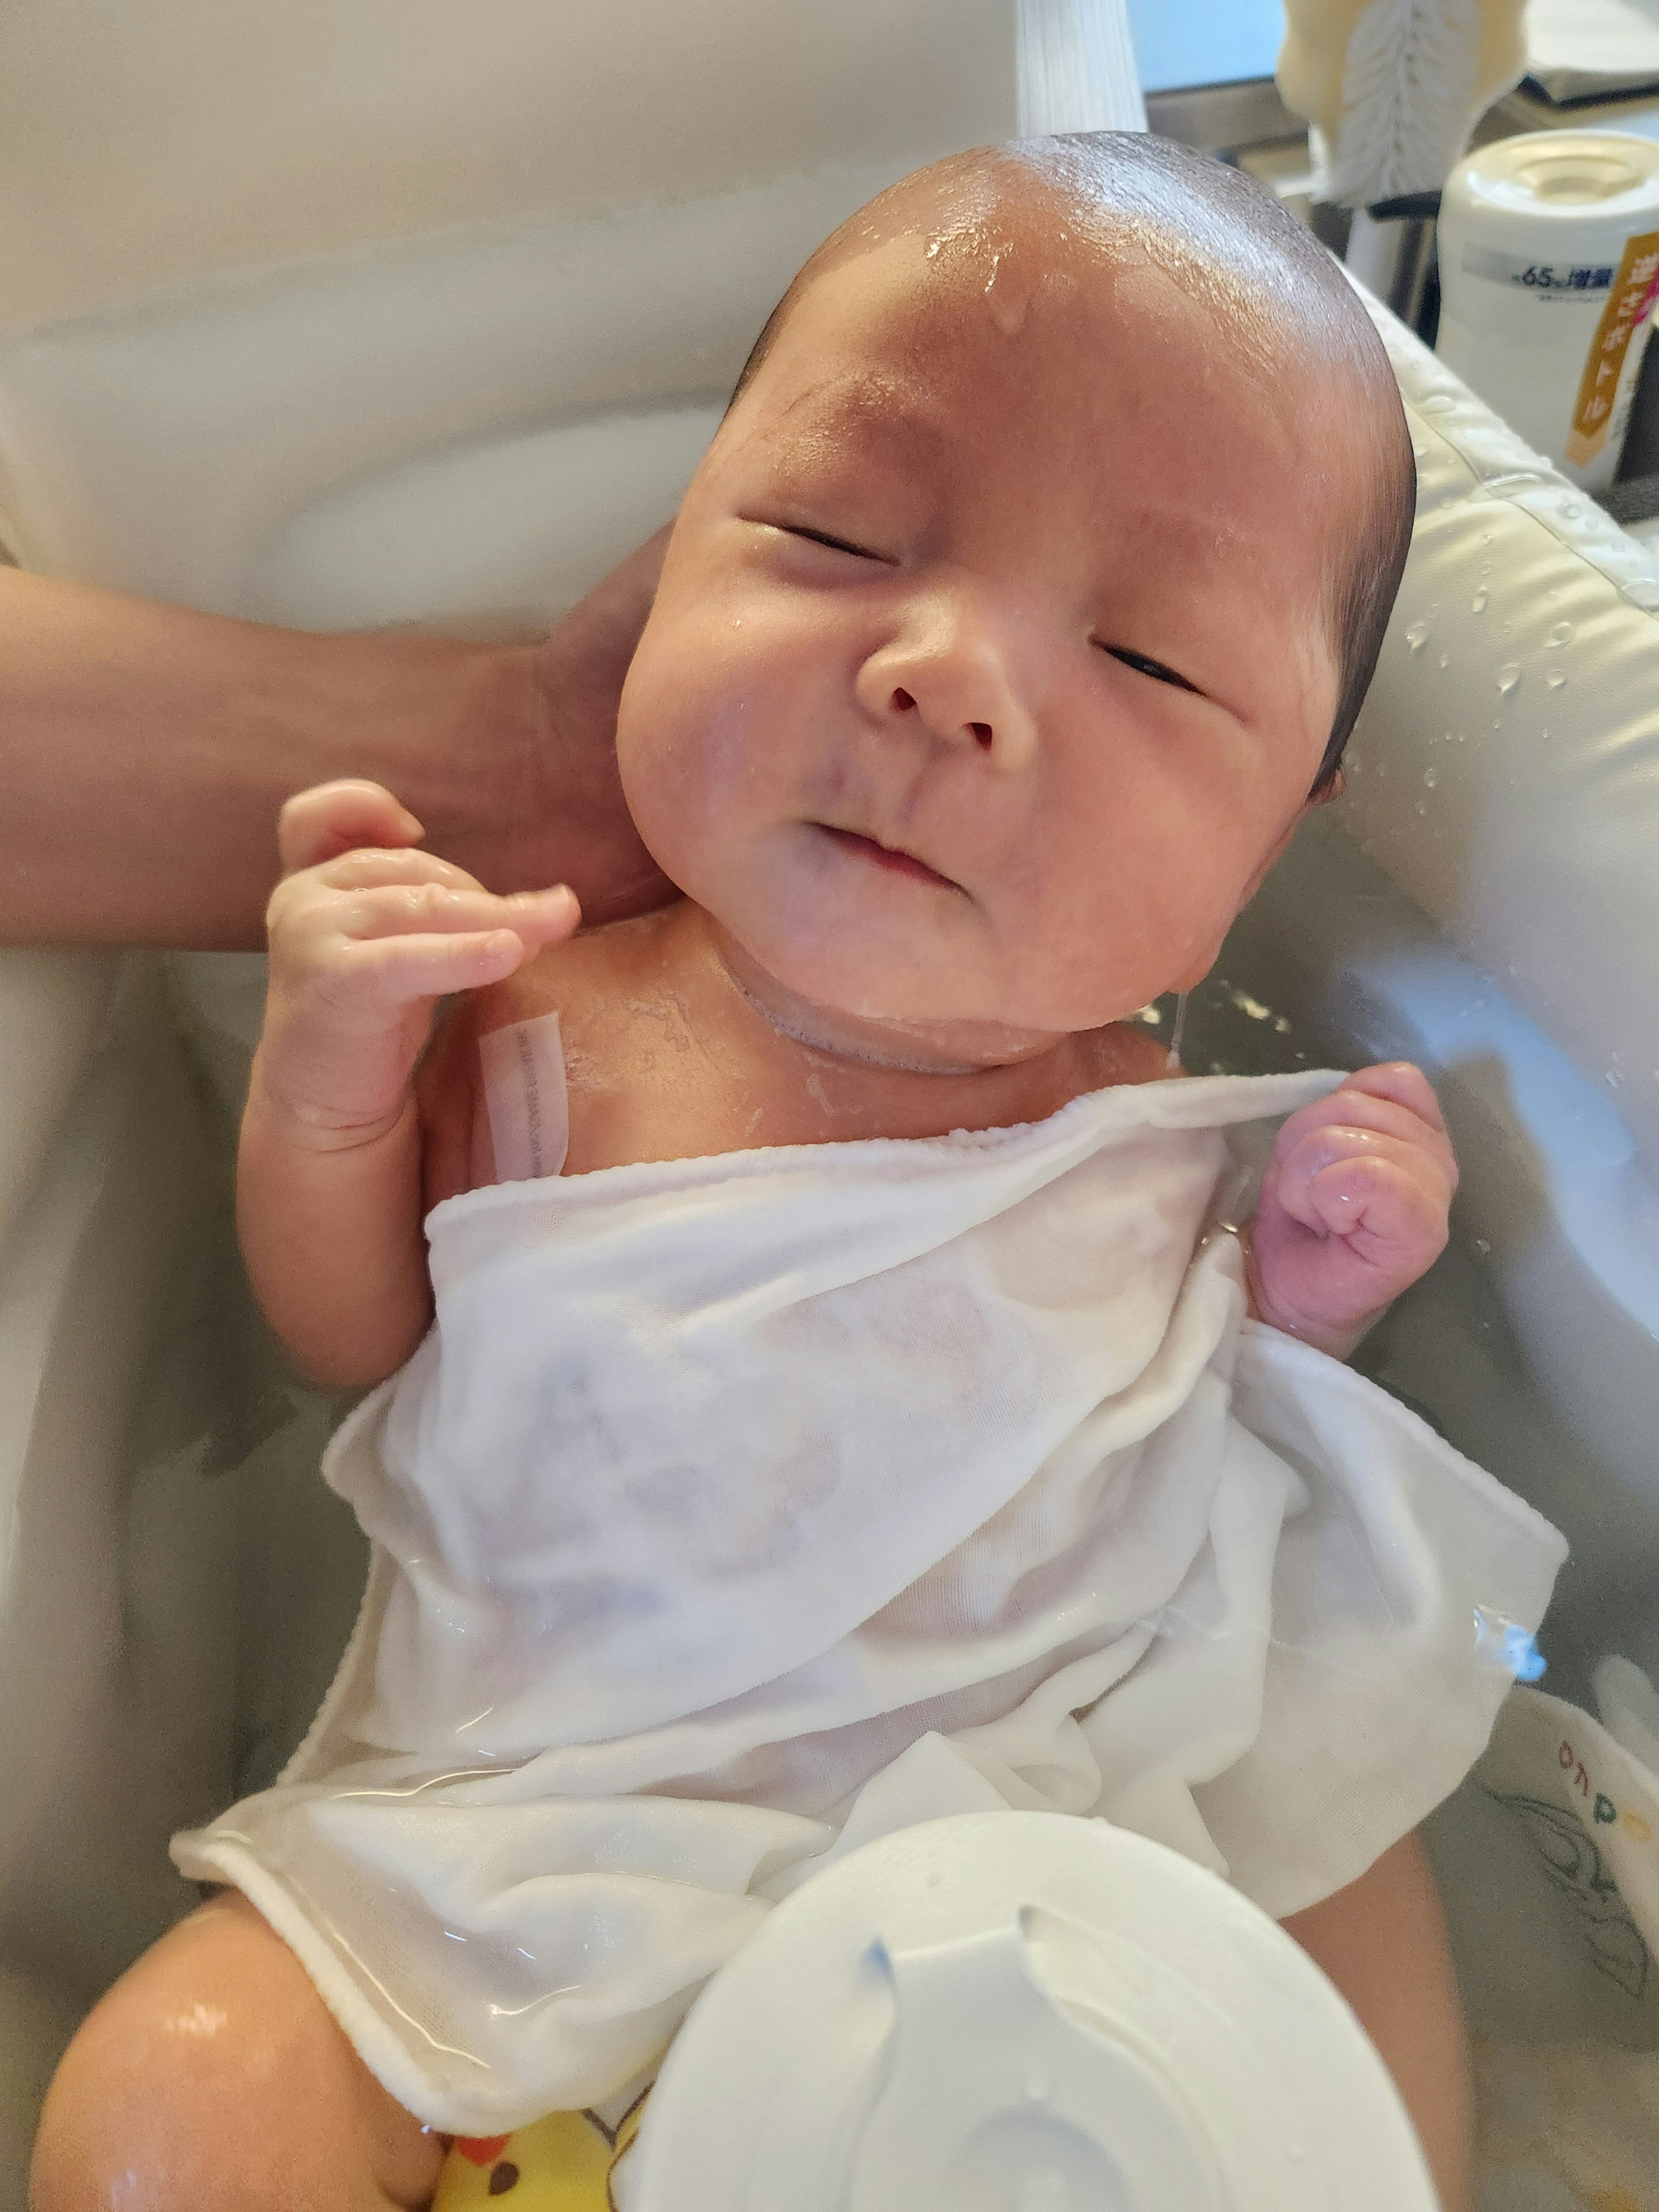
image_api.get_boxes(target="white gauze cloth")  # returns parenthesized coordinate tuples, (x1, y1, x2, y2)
(174, 1068, 1566, 2133)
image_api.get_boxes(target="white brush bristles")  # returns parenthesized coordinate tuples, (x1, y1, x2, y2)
(1326, 0, 1484, 205)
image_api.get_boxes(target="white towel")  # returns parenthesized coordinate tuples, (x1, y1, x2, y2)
(174, 1069, 1565, 2133)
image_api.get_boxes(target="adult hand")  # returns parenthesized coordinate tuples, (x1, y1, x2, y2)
(433, 527, 676, 924)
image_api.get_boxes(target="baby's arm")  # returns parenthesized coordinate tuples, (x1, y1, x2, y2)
(1282, 1829, 1473, 2212)
(1246, 1063, 1458, 1359)
(240, 779, 578, 1387)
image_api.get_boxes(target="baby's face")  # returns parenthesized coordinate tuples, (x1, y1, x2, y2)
(619, 218, 1349, 1060)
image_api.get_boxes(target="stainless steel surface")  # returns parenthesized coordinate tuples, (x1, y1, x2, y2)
(1145, 75, 1303, 156)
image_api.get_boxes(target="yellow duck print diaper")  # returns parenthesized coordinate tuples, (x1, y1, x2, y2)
(433, 2094, 647, 2209)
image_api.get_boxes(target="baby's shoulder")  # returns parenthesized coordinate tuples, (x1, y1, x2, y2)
(415, 906, 683, 1204)
(451, 905, 677, 1049)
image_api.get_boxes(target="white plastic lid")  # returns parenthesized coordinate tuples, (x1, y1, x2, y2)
(1445, 130, 1659, 245)
(622, 1812, 1438, 2212)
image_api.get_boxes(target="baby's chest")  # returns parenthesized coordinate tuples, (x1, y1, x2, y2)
(417, 960, 762, 1198)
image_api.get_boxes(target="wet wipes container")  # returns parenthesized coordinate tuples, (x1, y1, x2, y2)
(1439, 130, 1659, 490)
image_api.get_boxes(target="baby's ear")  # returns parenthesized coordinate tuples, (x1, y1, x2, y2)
(1310, 765, 1347, 807)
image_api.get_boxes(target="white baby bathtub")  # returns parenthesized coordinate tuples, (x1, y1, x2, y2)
(1, 0, 1657, 2197)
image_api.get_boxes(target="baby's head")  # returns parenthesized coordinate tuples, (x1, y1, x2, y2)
(618, 132, 1414, 1064)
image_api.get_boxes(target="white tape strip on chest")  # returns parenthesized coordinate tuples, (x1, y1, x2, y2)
(479, 1009, 569, 1182)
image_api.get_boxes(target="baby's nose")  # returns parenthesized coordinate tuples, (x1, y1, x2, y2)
(887, 686, 994, 751)
(858, 614, 1037, 772)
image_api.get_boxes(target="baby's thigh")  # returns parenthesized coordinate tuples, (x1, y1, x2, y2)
(29, 1889, 444, 2212)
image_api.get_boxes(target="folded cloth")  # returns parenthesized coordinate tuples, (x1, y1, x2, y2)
(174, 1070, 1565, 2133)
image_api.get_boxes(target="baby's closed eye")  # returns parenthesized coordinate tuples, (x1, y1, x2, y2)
(1093, 640, 1202, 695)
(779, 522, 887, 560)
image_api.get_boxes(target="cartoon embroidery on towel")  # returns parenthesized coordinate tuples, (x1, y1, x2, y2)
(1487, 1793, 1651, 1999)
(434, 2091, 646, 2209)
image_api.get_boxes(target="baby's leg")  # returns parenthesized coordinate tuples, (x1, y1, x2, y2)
(1282, 1829, 1473, 2212)
(30, 1889, 444, 2212)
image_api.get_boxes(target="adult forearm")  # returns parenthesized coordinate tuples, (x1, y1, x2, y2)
(0, 570, 528, 948)
(0, 533, 670, 951)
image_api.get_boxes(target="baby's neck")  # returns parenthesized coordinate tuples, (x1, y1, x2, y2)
(481, 897, 1176, 1180)
(705, 910, 1077, 1080)
(571, 900, 1170, 1162)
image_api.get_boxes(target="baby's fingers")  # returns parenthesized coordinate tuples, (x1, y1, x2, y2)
(278, 779, 424, 874)
(1274, 1079, 1454, 1176)
(318, 930, 532, 1011)
(1303, 1150, 1452, 1278)
(312, 846, 488, 896)
(1339, 1061, 1448, 1134)
(340, 880, 579, 950)
(1278, 1128, 1452, 1246)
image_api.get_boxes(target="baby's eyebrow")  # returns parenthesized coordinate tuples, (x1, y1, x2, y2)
(762, 378, 955, 475)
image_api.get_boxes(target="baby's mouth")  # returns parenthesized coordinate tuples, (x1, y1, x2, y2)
(814, 823, 960, 891)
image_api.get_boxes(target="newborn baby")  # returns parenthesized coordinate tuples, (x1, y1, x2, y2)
(35, 134, 1564, 2212)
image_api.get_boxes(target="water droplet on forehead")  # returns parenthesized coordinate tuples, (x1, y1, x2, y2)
(1471, 587, 1488, 613)
(1545, 667, 1568, 689)
(1438, 652, 1450, 668)
(1545, 620, 1574, 647)
(1496, 662, 1521, 694)
(1405, 619, 1429, 651)
(1423, 766, 1439, 787)
(1421, 392, 1456, 414)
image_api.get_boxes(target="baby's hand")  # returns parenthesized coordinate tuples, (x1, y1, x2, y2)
(1245, 1063, 1457, 1359)
(257, 780, 579, 1143)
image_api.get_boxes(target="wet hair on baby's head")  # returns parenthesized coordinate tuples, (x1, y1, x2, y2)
(731, 132, 1416, 799)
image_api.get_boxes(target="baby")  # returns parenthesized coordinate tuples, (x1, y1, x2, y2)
(35, 134, 1564, 2212)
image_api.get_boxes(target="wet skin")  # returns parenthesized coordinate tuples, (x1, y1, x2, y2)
(617, 216, 1351, 1072)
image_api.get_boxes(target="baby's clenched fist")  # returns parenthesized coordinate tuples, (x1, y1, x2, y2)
(1246, 1062, 1457, 1360)
(256, 779, 579, 1143)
